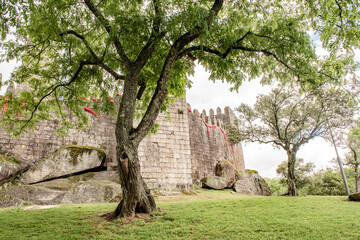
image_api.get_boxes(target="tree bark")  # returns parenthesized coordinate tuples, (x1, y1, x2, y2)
(111, 141, 156, 218)
(287, 150, 298, 196)
(109, 70, 157, 219)
(355, 164, 359, 193)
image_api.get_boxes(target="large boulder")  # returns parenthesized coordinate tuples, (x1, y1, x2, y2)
(0, 173, 122, 207)
(349, 192, 360, 201)
(215, 160, 236, 188)
(0, 154, 29, 185)
(0, 185, 66, 207)
(201, 176, 228, 190)
(61, 180, 122, 204)
(233, 170, 271, 196)
(20, 145, 106, 184)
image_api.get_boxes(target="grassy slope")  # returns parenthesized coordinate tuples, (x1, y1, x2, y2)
(0, 190, 360, 240)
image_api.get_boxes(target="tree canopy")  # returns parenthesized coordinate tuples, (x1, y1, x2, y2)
(1, 0, 359, 134)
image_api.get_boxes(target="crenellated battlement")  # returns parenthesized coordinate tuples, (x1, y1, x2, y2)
(187, 104, 237, 130)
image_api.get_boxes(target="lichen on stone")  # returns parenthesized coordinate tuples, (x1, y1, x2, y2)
(56, 145, 106, 166)
(0, 154, 21, 165)
(68, 172, 96, 183)
(181, 189, 197, 195)
(245, 169, 258, 175)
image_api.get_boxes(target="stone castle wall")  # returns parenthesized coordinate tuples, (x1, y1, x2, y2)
(188, 107, 244, 184)
(0, 95, 245, 190)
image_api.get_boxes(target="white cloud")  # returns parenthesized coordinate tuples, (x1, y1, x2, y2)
(186, 64, 271, 112)
(0, 59, 18, 95)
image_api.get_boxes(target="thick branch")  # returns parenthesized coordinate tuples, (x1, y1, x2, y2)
(133, 0, 166, 71)
(136, 80, 146, 100)
(246, 137, 286, 149)
(153, 0, 161, 33)
(134, 31, 166, 73)
(83, 0, 130, 68)
(177, 30, 251, 60)
(335, 0, 344, 28)
(178, 43, 295, 73)
(60, 30, 125, 80)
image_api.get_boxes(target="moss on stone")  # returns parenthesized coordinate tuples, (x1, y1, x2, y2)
(221, 159, 240, 171)
(68, 172, 96, 183)
(35, 181, 73, 191)
(245, 169, 258, 175)
(104, 186, 114, 202)
(0, 154, 21, 165)
(181, 189, 197, 195)
(0, 191, 21, 206)
(55, 145, 106, 166)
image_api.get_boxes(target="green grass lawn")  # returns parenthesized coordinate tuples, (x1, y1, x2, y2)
(1, 190, 360, 240)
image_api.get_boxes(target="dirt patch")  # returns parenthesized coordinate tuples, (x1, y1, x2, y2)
(23, 205, 60, 210)
(85, 211, 155, 228)
(155, 189, 255, 202)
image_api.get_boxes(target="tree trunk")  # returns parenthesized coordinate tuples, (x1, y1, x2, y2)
(287, 151, 298, 196)
(111, 140, 156, 219)
(355, 165, 359, 193)
(109, 69, 157, 219)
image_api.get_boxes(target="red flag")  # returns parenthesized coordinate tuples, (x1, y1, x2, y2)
(202, 119, 209, 135)
(17, 101, 26, 118)
(3, 104, 8, 116)
(84, 107, 100, 118)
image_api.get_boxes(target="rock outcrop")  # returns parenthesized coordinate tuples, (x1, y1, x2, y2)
(0, 155, 29, 185)
(4, 185, 66, 206)
(62, 180, 122, 204)
(0, 171, 122, 207)
(233, 170, 271, 196)
(201, 176, 228, 190)
(349, 192, 360, 201)
(0, 146, 122, 208)
(215, 160, 236, 188)
(200, 162, 271, 196)
(20, 145, 106, 184)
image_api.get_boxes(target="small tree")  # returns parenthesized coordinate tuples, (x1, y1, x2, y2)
(276, 158, 315, 192)
(304, 168, 350, 196)
(344, 133, 360, 192)
(237, 87, 356, 196)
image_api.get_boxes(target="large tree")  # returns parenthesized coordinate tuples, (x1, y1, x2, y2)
(236, 87, 356, 196)
(0, 0, 359, 217)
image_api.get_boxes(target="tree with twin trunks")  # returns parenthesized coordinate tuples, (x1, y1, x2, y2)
(1, 0, 359, 218)
(237, 87, 356, 196)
